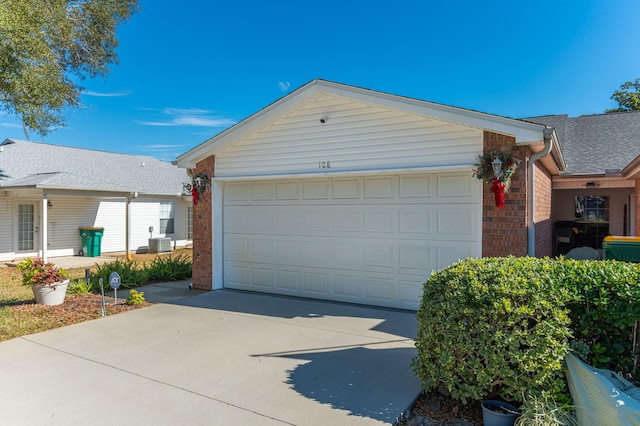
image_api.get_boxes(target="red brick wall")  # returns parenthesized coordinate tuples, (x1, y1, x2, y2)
(534, 162, 553, 257)
(192, 156, 215, 290)
(482, 131, 529, 257)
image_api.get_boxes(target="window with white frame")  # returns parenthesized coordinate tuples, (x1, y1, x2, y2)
(159, 202, 175, 234)
(187, 206, 193, 239)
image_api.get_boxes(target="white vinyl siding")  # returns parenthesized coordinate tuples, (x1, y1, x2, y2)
(0, 196, 12, 260)
(222, 172, 480, 310)
(215, 94, 483, 178)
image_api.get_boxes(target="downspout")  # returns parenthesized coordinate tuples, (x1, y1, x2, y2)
(527, 128, 554, 257)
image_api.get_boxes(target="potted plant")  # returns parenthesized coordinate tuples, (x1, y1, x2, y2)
(14, 258, 70, 306)
(481, 400, 519, 426)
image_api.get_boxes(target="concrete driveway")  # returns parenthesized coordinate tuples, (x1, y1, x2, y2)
(0, 289, 420, 425)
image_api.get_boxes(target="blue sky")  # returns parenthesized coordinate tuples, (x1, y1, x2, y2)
(3, 0, 640, 162)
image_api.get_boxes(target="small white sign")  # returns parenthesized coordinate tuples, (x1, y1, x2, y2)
(109, 272, 121, 290)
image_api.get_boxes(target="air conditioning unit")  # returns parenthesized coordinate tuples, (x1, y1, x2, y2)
(148, 238, 171, 253)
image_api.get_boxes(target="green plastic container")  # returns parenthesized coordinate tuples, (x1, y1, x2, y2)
(602, 236, 640, 262)
(79, 227, 104, 257)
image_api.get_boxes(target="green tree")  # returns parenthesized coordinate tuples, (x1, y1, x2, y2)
(606, 78, 640, 113)
(0, 0, 139, 136)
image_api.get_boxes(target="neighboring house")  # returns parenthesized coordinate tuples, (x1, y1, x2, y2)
(526, 112, 640, 254)
(0, 139, 193, 262)
(177, 79, 565, 310)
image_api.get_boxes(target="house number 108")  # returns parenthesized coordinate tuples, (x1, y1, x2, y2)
(318, 161, 331, 169)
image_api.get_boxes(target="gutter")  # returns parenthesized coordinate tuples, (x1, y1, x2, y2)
(527, 128, 554, 257)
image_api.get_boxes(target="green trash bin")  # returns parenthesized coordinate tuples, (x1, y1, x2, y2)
(79, 227, 104, 257)
(602, 236, 640, 262)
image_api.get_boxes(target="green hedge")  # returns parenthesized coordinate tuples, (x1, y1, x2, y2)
(412, 256, 640, 404)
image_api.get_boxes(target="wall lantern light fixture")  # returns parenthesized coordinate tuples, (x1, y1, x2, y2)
(492, 157, 503, 179)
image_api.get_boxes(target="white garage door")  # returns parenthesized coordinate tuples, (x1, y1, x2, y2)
(222, 172, 480, 310)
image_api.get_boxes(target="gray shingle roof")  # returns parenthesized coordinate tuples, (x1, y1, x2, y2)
(0, 139, 189, 195)
(525, 111, 640, 175)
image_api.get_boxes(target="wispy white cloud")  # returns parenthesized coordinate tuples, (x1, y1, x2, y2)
(278, 81, 291, 92)
(82, 90, 132, 97)
(136, 107, 236, 128)
(0, 122, 23, 129)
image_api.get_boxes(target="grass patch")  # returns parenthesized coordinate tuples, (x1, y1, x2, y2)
(0, 251, 191, 342)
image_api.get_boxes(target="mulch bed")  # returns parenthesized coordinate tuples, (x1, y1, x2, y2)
(397, 391, 484, 426)
(13, 293, 152, 324)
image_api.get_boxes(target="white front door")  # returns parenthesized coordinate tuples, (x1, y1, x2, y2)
(16, 203, 39, 255)
(222, 172, 481, 310)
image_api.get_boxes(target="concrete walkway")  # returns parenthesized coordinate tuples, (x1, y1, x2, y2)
(0, 288, 420, 425)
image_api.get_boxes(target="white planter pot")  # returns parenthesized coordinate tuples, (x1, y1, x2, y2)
(31, 279, 70, 306)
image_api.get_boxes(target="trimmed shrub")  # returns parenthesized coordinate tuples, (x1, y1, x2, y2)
(554, 259, 640, 380)
(90, 259, 148, 290)
(412, 256, 573, 403)
(145, 253, 192, 281)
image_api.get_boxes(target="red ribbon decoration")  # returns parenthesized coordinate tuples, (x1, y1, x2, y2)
(192, 187, 199, 206)
(490, 178, 505, 208)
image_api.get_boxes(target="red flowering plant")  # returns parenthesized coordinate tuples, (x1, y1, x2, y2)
(14, 258, 69, 288)
(472, 151, 520, 193)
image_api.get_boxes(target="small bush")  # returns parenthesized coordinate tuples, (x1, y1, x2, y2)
(412, 256, 573, 403)
(126, 289, 145, 305)
(145, 253, 192, 282)
(67, 278, 92, 295)
(90, 259, 148, 290)
(554, 259, 640, 380)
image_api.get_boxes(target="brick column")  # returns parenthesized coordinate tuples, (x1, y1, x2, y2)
(481, 131, 529, 257)
(192, 155, 215, 290)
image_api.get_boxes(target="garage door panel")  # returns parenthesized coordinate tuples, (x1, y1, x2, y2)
(301, 241, 329, 265)
(364, 244, 395, 270)
(333, 178, 361, 199)
(436, 242, 477, 269)
(400, 175, 432, 198)
(226, 264, 250, 288)
(250, 182, 274, 200)
(252, 267, 274, 289)
(223, 173, 480, 310)
(399, 244, 432, 273)
(225, 237, 249, 260)
(276, 240, 300, 260)
(364, 176, 395, 198)
(365, 209, 396, 233)
(275, 181, 298, 200)
(332, 274, 361, 298)
(437, 207, 477, 236)
(437, 172, 475, 198)
(332, 207, 364, 232)
(301, 209, 330, 231)
(276, 269, 300, 291)
(303, 271, 330, 295)
(303, 180, 329, 200)
(251, 239, 273, 260)
(399, 210, 433, 234)
(225, 207, 249, 231)
(331, 242, 364, 268)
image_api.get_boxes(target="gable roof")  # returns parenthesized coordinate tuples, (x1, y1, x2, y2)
(0, 139, 189, 196)
(526, 111, 640, 175)
(178, 79, 553, 169)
